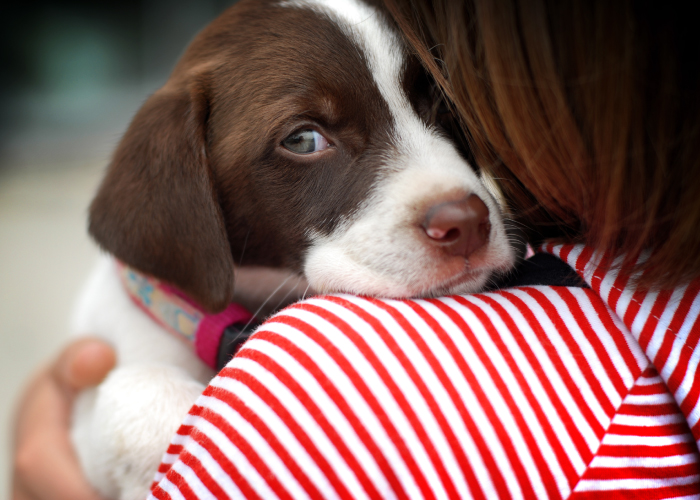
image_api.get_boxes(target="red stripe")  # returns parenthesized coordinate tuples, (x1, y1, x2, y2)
(166, 444, 184, 455)
(165, 466, 203, 500)
(571, 481, 700, 500)
(581, 462, 700, 480)
(189, 402, 288, 499)
(365, 298, 490, 499)
(446, 295, 551, 499)
(617, 403, 682, 417)
(666, 280, 700, 396)
(177, 424, 194, 436)
(229, 339, 381, 500)
(596, 441, 700, 458)
(151, 484, 172, 500)
(516, 289, 607, 439)
(650, 287, 696, 374)
(158, 462, 173, 474)
(496, 290, 598, 461)
(404, 300, 516, 499)
(636, 290, 673, 359)
(180, 446, 235, 500)
(622, 288, 648, 338)
(425, 297, 539, 498)
(629, 382, 667, 396)
(558, 245, 575, 267)
(185, 408, 268, 499)
(201, 379, 326, 500)
(606, 269, 633, 316)
(571, 246, 593, 278)
(266, 304, 426, 499)
(693, 420, 700, 442)
(317, 296, 453, 500)
(607, 423, 693, 437)
(555, 287, 627, 408)
(582, 287, 644, 380)
(473, 293, 580, 490)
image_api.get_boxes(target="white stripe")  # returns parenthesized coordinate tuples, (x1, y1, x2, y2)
(509, 289, 609, 437)
(377, 299, 498, 498)
(645, 285, 687, 362)
(623, 392, 675, 406)
(344, 296, 486, 499)
(218, 353, 368, 500)
(601, 433, 694, 446)
(611, 412, 686, 426)
(669, 292, 700, 404)
(183, 432, 251, 499)
(614, 285, 637, 326)
(259, 312, 426, 499)
(412, 301, 522, 498)
(667, 494, 700, 500)
(590, 452, 699, 468)
(546, 289, 624, 407)
(575, 474, 700, 491)
(171, 455, 230, 499)
(595, 255, 626, 306)
(469, 293, 581, 495)
(636, 374, 664, 386)
(629, 289, 661, 342)
(290, 299, 453, 500)
(438, 295, 551, 499)
(233, 340, 399, 499)
(189, 408, 283, 500)
(687, 397, 700, 430)
(149, 477, 187, 500)
(575, 289, 644, 386)
(159, 452, 179, 466)
(486, 290, 599, 458)
(610, 254, 649, 321)
(395, 298, 525, 499)
(152, 471, 165, 486)
(150, 415, 200, 488)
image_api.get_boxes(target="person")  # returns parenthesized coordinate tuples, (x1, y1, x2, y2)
(12, 0, 700, 498)
(12, 339, 114, 500)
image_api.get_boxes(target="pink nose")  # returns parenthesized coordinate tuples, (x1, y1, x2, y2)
(423, 194, 491, 258)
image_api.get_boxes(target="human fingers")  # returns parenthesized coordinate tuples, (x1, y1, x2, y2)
(12, 339, 115, 500)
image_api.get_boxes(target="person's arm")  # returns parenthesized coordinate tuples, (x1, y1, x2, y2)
(12, 338, 116, 500)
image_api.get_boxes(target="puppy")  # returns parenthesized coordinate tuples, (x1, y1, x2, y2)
(71, 0, 520, 498)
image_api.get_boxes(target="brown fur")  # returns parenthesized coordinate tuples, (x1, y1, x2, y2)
(90, 0, 452, 312)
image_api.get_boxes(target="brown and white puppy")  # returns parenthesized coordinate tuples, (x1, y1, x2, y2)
(71, 0, 520, 498)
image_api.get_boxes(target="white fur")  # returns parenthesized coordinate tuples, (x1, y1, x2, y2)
(71, 257, 213, 500)
(72, 1, 517, 498)
(295, 0, 516, 296)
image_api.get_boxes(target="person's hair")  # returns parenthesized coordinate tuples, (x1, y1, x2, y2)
(385, 0, 700, 288)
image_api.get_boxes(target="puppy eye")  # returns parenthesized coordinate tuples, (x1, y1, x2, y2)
(282, 129, 330, 154)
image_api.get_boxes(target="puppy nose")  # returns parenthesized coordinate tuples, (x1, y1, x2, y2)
(423, 194, 491, 258)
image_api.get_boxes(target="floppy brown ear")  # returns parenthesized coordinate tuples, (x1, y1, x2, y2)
(89, 78, 234, 313)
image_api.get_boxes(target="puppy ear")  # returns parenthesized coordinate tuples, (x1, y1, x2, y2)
(89, 77, 234, 313)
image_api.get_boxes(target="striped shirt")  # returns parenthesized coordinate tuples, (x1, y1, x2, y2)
(150, 243, 700, 499)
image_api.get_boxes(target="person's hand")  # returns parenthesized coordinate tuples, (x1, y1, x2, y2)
(12, 338, 116, 500)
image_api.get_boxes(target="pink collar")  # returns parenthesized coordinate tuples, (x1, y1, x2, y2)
(117, 261, 253, 370)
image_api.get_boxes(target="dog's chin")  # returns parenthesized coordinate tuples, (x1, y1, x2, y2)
(422, 268, 493, 298)
(307, 260, 505, 301)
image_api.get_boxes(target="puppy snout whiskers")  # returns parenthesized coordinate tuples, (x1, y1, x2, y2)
(422, 194, 491, 258)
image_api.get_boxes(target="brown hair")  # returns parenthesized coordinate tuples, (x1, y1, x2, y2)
(385, 0, 700, 288)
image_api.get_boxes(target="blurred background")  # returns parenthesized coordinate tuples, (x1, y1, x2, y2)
(0, 0, 235, 494)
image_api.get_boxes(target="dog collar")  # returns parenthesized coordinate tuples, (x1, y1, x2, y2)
(117, 261, 257, 370)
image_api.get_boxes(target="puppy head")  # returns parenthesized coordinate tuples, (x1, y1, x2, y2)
(90, 0, 519, 312)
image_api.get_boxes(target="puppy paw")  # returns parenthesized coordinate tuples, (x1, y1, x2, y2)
(72, 364, 205, 500)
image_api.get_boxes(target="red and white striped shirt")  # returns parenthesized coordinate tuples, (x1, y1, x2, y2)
(150, 243, 700, 499)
